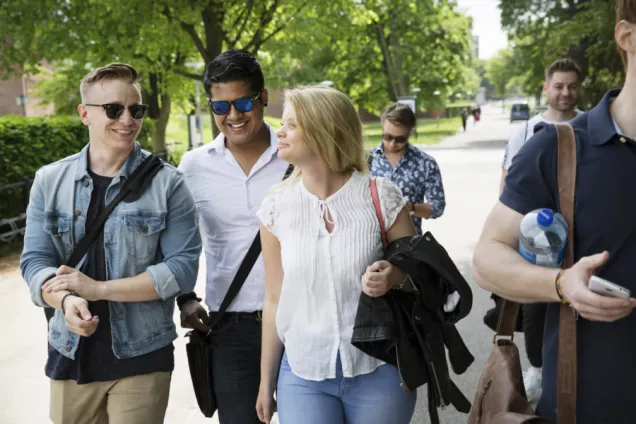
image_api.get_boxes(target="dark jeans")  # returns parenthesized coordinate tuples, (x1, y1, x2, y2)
(522, 302, 547, 368)
(210, 312, 263, 424)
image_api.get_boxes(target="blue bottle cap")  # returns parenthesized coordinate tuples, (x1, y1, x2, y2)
(537, 209, 554, 227)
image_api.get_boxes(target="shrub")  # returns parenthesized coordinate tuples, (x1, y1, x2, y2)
(0, 115, 155, 220)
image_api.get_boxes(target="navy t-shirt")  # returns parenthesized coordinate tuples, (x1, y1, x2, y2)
(46, 170, 173, 384)
(500, 88, 636, 423)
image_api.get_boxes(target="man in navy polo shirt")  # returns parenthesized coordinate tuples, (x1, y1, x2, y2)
(473, 2, 636, 422)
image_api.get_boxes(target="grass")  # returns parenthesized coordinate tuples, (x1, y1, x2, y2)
(164, 115, 461, 159)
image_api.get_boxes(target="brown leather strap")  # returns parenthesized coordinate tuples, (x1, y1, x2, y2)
(495, 299, 519, 339)
(555, 123, 577, 424)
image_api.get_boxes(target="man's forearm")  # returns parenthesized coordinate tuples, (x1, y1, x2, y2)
(473, 239, 561, 303)
(42, 288, 72, 310)
(99, 272, 161, 302)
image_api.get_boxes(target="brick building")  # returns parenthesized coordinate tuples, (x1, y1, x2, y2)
(0, 71, 53, 116)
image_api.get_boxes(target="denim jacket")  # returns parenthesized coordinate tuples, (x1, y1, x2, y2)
(20, 142, 202, 360)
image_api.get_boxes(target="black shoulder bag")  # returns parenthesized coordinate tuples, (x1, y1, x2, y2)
(44, 154, 164, 322)
(185, 163, 293, 418)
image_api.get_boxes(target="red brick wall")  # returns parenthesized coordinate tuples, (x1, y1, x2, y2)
(0, 69, 55, 116)
(0, 73, 24, 115)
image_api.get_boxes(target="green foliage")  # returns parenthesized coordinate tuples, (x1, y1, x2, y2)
(498, 0, 623, 105)
(0, 116, 154, 219)
(259, 0, 476, 113)
(485, 49, 515, 98)
(3, 0, 477, 133)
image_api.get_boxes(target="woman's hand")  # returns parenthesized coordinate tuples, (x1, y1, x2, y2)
(361, 260, 405, 297)
(256, 382, 277, 424)
(42, 265, 104, 301)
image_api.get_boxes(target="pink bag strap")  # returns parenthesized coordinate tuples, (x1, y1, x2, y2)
(370, 177, 387, 249)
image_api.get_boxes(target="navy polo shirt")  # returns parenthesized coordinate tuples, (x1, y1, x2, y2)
(501, 88, 636, 423)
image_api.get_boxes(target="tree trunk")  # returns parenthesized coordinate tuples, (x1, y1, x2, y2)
(154, 92, 171, 155)
(202, 2, 225, 138)
(387, 8, 408, 98)
(375, 21, 400, 101)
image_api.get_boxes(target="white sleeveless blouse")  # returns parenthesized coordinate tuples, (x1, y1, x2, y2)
(257, 171, 406, 381)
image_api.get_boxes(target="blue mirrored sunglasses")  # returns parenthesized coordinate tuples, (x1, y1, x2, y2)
(208, 91, 262, 115)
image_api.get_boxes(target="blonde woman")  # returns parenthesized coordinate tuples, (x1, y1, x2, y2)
(255, 86, 417, 424)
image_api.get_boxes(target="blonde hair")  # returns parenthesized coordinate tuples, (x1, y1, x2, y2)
(80, 63, 141, 102)
(282, 85, 368, 184)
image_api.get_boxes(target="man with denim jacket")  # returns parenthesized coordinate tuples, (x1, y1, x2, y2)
(20, 63, 201, 424)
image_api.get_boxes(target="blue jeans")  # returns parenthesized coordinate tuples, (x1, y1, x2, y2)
(277, 353, 416, 424)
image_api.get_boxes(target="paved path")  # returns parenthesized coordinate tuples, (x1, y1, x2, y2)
(0, 105, 530, 423)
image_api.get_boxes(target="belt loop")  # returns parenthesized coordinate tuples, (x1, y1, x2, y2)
(257, 310, 262, 321)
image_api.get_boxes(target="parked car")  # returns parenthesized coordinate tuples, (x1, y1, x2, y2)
(510, 102, 530, 122)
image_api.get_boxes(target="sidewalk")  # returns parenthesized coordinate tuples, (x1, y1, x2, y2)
(0, 104, 526, 424)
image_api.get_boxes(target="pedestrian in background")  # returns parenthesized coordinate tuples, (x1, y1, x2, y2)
(461, 108, 468, 131)
(369, 103, 446, 234)
(494, 57, 582, 405)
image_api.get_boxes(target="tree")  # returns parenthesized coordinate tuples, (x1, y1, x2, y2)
(261, 0, 476, 114)
(485, 49, 515, 102)
(498, 0, 623, 107)
(0, 0, 196, 154)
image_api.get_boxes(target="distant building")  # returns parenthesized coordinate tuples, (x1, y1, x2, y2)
(0, 70, 54, 116)
(472, 35, 479, 59)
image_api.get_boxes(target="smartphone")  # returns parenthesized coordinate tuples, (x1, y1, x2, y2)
(588, 275, 631, 299)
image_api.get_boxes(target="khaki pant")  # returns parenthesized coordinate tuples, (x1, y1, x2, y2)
(50, 371, 171, 424)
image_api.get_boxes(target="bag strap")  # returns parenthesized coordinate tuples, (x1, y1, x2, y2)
(555, 123, 577, 424)
(494, 125, 579, 414)
(211, 164, 295, 326)
(66, 154, 163, 268)
(370, 177, 387, 249)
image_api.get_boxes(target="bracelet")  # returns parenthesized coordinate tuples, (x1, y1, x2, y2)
(555, 269, 568, 304)
(176, 292, 202, 310)
(61, 291, 79, 315)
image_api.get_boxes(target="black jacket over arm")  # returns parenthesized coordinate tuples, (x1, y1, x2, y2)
(352, 232, 474, 424)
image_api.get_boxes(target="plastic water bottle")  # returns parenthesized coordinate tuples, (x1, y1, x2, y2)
(519, 208, 568, 268)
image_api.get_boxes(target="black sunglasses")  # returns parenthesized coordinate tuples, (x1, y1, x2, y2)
(208, 92, 262, 116)
(84, 103, 149, 120)
(382, 133, 409, 144)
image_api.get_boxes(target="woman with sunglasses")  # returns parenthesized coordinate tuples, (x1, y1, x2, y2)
(368, 103, 446, 234)
(255, 86, 417, 424)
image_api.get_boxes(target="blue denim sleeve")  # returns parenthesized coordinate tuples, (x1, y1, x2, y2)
(500, 124, 559, 215)
(424, 157, 446, 219)
(145, 173, 202, 299)
(20, 170, 59, 307)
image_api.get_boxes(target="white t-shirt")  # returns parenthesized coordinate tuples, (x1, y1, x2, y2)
(502, 112, 580, 170)
(256, 171, 406, 381)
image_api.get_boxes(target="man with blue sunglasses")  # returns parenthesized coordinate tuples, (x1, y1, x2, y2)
(177, 49, 289, 423)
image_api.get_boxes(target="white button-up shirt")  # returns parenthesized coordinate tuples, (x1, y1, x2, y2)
(178, 124, 288, 312)
(257, 172, 407, 380)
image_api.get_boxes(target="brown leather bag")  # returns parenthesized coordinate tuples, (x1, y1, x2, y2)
(468, 123, 578, 424)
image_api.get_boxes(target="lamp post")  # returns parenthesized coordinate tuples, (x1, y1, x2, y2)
(186, 61, 205, 150)
(433, 91, 441, 126)
(15, 95, 27, 116)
